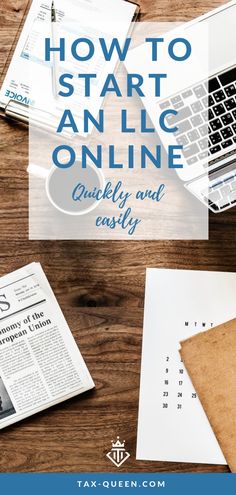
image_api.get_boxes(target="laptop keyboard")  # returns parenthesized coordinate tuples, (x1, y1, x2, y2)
(159, 66, 236, 211)
(159, 66, 236, 167)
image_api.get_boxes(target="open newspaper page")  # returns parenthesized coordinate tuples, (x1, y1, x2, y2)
(0, 262, 94, 429)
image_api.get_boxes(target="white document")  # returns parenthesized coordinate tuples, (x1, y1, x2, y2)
(0, 262, 94, 428)
(138, 268, 236, 465)
(0, 0, 137, 132)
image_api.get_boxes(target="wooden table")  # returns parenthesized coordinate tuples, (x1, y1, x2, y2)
(0, 0, 234, 473)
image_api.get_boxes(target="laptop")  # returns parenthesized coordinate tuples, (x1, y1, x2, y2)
(127, 0, 236, 213)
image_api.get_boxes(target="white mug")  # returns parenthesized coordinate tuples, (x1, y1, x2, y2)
(28, 160, 105, 216)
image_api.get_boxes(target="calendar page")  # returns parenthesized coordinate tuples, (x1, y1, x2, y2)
(137, 268, 236, 465)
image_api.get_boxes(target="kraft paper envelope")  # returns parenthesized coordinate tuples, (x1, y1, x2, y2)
(180, 318, 236, 472)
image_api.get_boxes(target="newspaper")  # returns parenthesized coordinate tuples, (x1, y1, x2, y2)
(0, 262, 94, 428)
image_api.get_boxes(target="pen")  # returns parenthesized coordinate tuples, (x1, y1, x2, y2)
(51, 1, 60, 100)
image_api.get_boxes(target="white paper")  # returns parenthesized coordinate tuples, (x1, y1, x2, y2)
(137, 268, 236, 465)
(0, 0, 136, 132)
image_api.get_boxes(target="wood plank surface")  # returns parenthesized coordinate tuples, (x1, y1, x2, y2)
(0, 0, 233, 472)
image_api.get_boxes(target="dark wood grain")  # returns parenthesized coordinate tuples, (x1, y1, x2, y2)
(0, 0, 234, 473)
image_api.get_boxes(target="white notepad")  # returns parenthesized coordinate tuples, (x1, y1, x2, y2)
(137, 268, 236, 465)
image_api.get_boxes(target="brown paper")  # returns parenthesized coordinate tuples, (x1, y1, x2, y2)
(180, 318, 236, 472)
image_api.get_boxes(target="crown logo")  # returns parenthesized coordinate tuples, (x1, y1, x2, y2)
(106, 436, 130, 468)
(112, 437, 125, 448)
